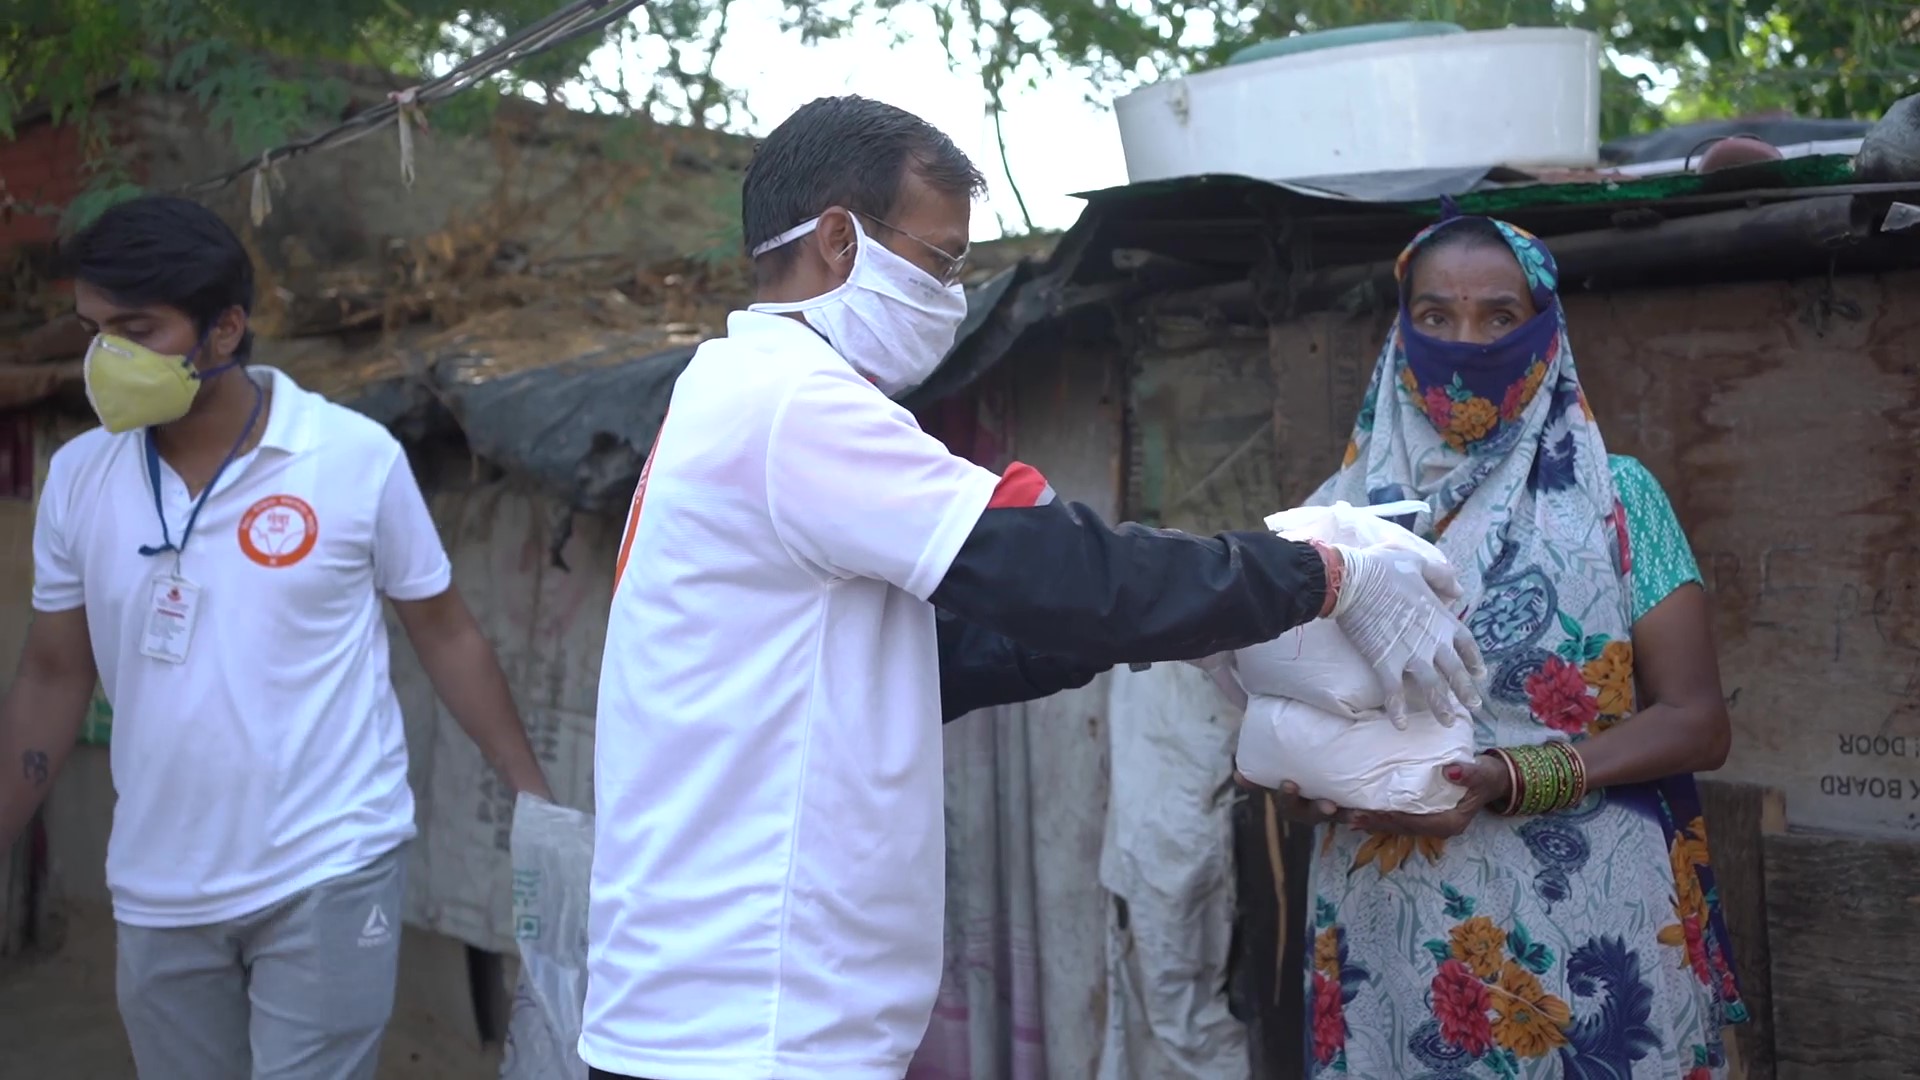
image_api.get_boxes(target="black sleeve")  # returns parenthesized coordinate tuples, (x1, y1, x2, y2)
(928, 493, 1327, 668)
(936, 610, 1110, 723)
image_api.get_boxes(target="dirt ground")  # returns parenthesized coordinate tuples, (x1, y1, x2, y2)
(0, 905, 503, 1080)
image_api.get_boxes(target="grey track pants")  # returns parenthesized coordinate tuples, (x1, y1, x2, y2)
(115, 845, 407, 1080)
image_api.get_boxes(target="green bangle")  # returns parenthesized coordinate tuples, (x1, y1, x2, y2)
(1502, 742, 1583, 816)
(1518, 745, 1549, 816)
(1543, 742, 1573, 814)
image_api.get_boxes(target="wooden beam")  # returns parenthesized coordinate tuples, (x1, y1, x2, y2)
(1700, 780, 1782, 1080)
(0, 836, 24, 957)
(1764, 828, 1920, 1078)
(1151, 194, 1898, 322)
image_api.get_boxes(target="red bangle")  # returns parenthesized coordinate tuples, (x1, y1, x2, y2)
(1557, 741, 1589, 806)
(1311, 540, 1344, 618)
(1488, 748, 1522, 816)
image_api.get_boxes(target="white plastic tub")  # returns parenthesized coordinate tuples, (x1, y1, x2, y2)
(1113, 28, 1602, 184)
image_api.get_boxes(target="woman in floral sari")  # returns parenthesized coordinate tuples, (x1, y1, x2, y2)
(1273, 214, 1746, 1078)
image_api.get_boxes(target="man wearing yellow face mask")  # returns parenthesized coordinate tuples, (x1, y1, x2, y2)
(0, 195, 553, 1080)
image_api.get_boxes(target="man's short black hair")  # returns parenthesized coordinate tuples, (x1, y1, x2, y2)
(64, 194, 255, 360)
(741, 95, 986, 279)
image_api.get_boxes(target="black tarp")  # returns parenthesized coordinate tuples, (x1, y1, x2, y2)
(1601, 117, 1871, 165)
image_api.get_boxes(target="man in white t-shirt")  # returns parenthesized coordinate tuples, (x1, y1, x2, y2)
(0, 196, 553, 1080)
(581, 96, 1484, 1080)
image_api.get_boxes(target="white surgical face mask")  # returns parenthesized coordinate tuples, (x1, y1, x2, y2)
(748, 215, 968, 396)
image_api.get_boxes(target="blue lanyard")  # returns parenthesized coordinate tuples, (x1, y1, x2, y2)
(139, 378, 265, 560)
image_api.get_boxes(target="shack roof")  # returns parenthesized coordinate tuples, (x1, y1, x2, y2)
(941, 143, 1920, 391)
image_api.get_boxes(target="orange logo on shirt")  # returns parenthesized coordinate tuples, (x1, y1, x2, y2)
(613, 417, 668, 591)
(238, 495, 319, 568)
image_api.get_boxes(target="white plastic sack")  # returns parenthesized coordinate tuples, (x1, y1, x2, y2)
(501, 794, 595, 1080)
(1231, 501, 1447, 711)
(1227, 500, 1473, 813)
(1235, 694, 1474, 813)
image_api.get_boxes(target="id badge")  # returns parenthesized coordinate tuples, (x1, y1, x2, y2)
(140, 575, 203, 665)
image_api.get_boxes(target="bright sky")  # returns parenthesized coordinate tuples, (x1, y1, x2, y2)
(607, 0, 1132, 241)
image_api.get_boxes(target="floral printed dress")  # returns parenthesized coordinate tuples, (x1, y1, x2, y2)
(1303, 456, 1747, 1080)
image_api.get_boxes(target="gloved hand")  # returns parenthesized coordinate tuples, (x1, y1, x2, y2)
(1329, 543, 1485, 729)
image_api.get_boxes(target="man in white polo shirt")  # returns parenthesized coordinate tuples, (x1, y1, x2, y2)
(581, 97, 1483, 1080)
(0, 195, 552, 1080)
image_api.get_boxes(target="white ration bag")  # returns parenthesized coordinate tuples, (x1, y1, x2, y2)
(501, 794, 595, 1080)
(1235, 695, 1474, 814)
(1228, 501, 1475, 813)
(1230, 501, 1447, 710)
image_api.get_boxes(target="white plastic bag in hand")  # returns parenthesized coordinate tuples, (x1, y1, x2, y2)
(1229, 621, 1384, 720)
(1235, 692, 1474, 814)
(1331, 543, 1485, 728)
(501, 794, 595, 1080)
(1234, 501, 1475, 725)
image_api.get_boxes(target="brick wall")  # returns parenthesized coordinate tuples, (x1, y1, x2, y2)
(0, 123, 85, 250)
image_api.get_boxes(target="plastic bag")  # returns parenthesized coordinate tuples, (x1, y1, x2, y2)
(500, 794, 595, 1080)
(1231, 501, 1447, 710)
(1227, 500, 1473, 813)
(1235, 694, 1474, 813)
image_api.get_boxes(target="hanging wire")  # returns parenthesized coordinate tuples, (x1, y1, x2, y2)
(174, 0, 650, 199)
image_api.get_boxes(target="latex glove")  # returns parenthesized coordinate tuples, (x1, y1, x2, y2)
(1330, 544, 1485, 728)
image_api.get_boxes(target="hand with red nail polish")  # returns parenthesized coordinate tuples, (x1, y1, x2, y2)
(1354, 753, 1509, 838)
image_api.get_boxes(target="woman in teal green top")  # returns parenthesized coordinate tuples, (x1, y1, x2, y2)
(1271, 214, 1746, 1078)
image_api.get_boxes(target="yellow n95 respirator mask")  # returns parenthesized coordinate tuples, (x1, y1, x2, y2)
(82, 334, 233, 434)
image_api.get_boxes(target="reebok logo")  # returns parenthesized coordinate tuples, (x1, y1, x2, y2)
(358, 903, 392, 948)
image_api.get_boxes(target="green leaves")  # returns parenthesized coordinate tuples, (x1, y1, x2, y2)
(3, 0, 641, 189)
(1554, 611, 1610, 664)
(1506, 919, 1555, 975)
(61, 180, 144, 233)
(1315, 896, 1340, 929)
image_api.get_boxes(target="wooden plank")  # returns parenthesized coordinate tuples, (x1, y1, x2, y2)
(0, 820, 27, 957)
(1698, 780, 1780, 1080)
(1567, 275, 1920, 840)
(1765, 829, 1920, 1079)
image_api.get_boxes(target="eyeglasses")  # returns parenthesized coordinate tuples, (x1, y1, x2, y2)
(866, 216, 970, 287)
